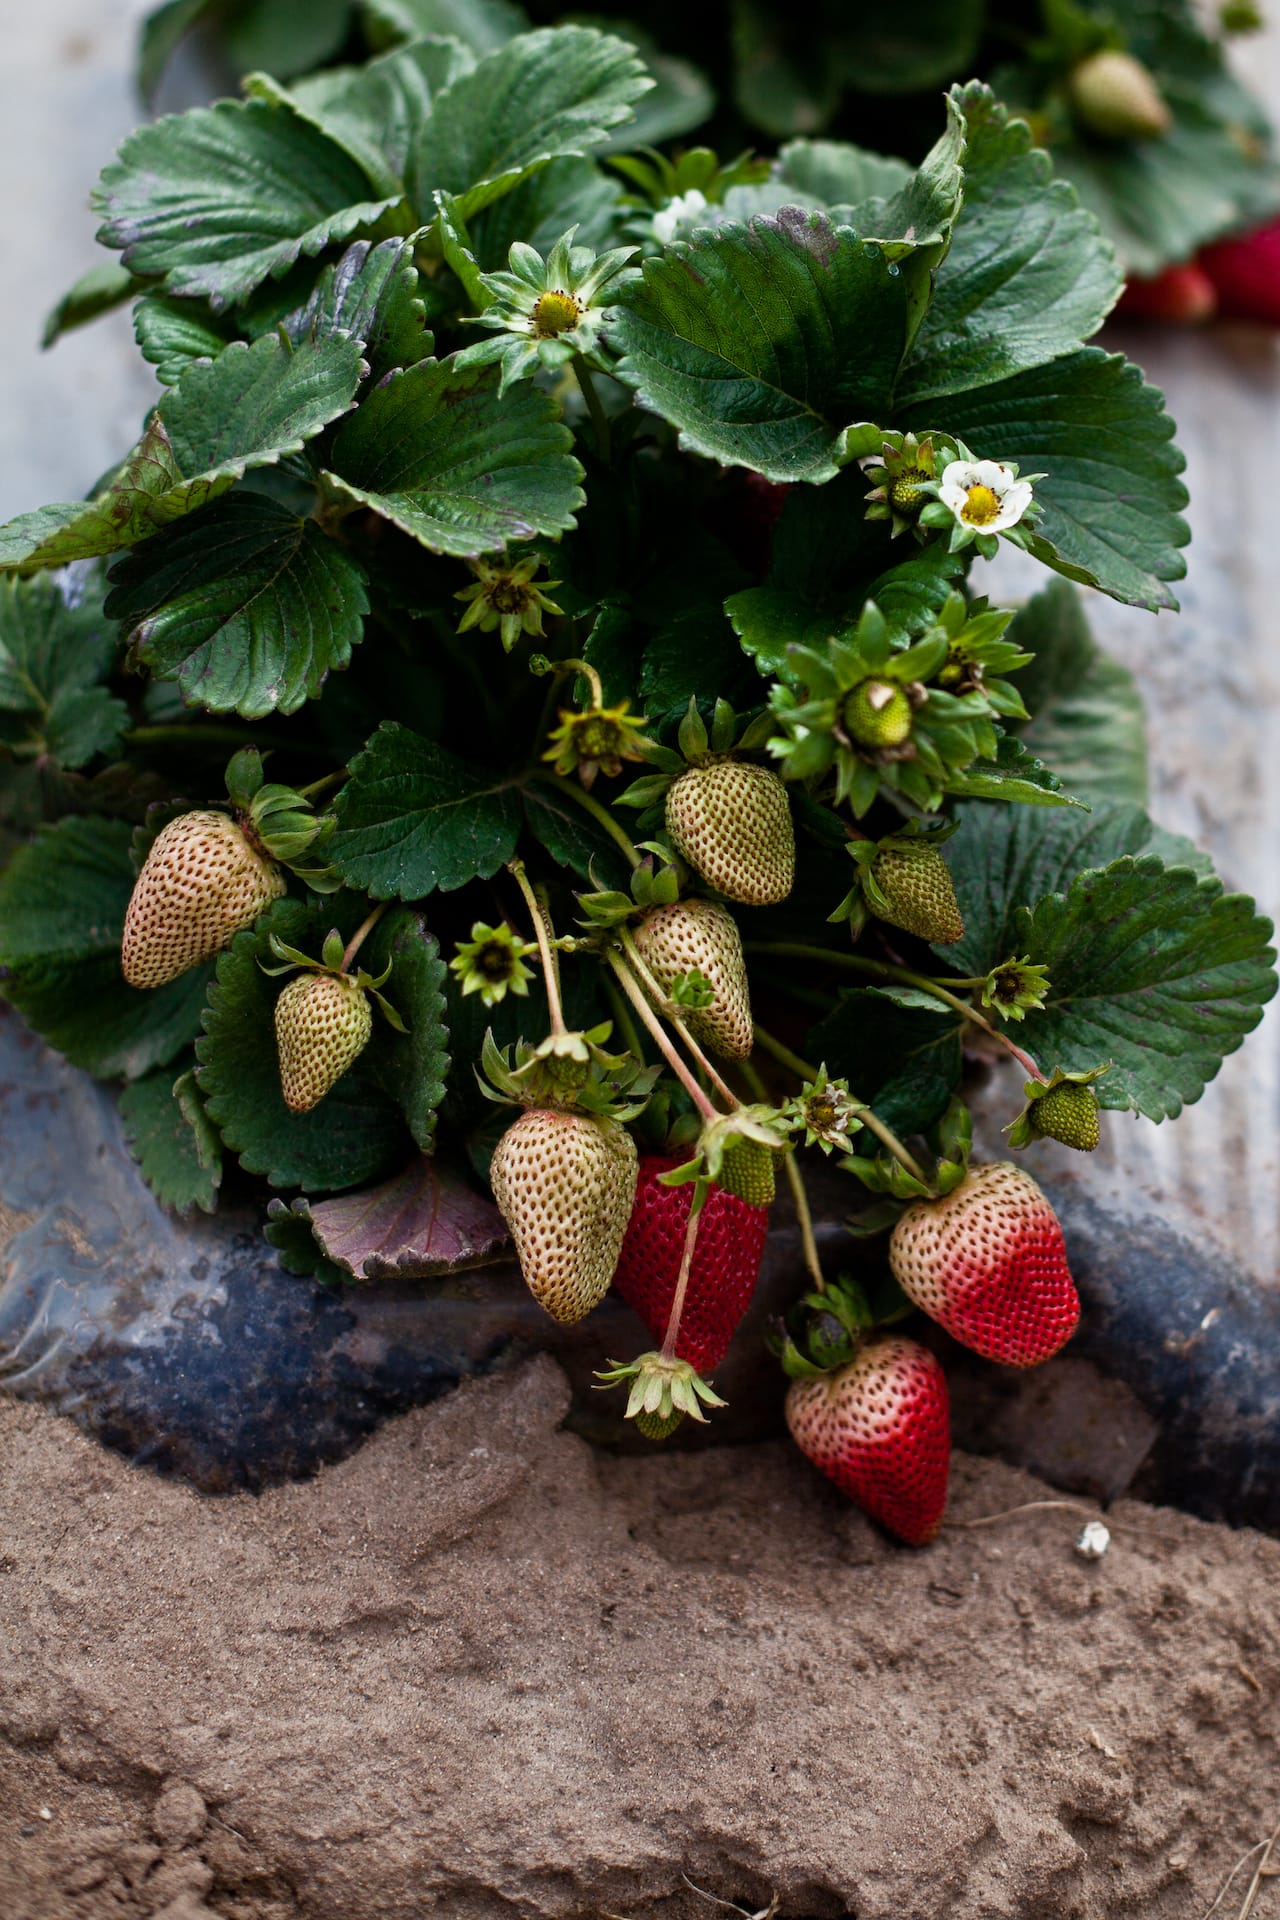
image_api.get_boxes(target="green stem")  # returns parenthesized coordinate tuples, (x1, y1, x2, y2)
(660, 1179, 707, 1360)
(534, 656, 605, 711)
(746, 943, 1046, 1083)
(509, 860, 566, 1035)
(738, 1057, 824, 1293)
(607, 953, 719, 1124)
(573, 357, 611, 463)
(750, 1021, 930, 1188)
(540, 774, 641, 869)
(296, 768, 347, 802)
(619, 927, 740, 1110)
(604, 976, 646, 1063)
(341, 902, 388, 974)
(124, 725, 318, 753)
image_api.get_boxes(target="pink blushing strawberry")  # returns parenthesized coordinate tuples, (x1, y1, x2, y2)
(889, 1162, 1079, 1368)
(785, 1336, 950, 1545)
(612, 1154, 769, 1371)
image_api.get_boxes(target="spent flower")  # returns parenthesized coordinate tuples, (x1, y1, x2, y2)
(455, 554, 563, 653)
(450, 922, 539, 1007)
(457, 227, 640, 390)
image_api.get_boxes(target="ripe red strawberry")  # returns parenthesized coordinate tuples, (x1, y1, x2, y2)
(1067, 49, 1171, 142)
(785, 1336, 950, 1545)
(665, 761, 795, 906)
(275, 972, 372, 1113)
(632, 899, 752, 1059)
(122, 810, 285, 988)
(1199, 218, 1280, 325)
(612, 1153, 770, 1371)
(490, 1108, 637, 1325)
(889, 1162, 1079, 1368)
(1115, 263, 1217, 325)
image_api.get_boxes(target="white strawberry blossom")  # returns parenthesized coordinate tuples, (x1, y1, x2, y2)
(938, 459, 1034, 534)
(653, 187, 709, 245)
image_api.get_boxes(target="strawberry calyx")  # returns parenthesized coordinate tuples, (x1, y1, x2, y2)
(613, 695, 778, 824)
(768, 1272, 914, 1380)
(594, 1350, 728, 1437)
(660, 1105, 790, 1204)
(259, 926, 408, 1033)
(477, 1023, 659, 1119)
(842, 1094, 974, 1211)
(1006, 1062, 1110, 1153)
(225, 748, 340, 893)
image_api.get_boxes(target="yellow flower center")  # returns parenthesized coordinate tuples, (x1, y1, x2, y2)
(962, 482, 1002, 527)
(531, 289, 585, 337)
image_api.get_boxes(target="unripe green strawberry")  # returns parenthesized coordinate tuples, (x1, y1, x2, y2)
(872, 844, 964, 945)
(634, 1405, 685, 1440)
(1067, 50, 1171, 142)
(490, 1108, 638, 1325)
(633, 899, 752, 1059)
(275, 972, 372, 1113)
(665, 762, 795, 906)
(122, 811, 285, 989)
(718, 1136, 775, 1206)
(1030, 1081, 1100, 1152)
(844, 680, 913, 749)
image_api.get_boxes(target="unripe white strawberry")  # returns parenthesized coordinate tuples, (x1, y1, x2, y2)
(490, 1108, 638, 1324)
(632, 898, 752, 1059)
(1068, 50, 1171, 142)
(664, 761, 795, 906)
(275, 972, 373, 1113)
(122, 811, 285, 989)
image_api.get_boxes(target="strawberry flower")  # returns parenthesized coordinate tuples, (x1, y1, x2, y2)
(938, 459, 1034, 535)
(456, 227, 640, 392)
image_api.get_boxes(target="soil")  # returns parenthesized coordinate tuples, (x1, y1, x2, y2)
(1, 1357, 1277, 1920)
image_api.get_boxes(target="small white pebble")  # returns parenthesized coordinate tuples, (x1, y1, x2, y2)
(1075, 1520, 1111, 1561)
(38, 1808, 52, 1821)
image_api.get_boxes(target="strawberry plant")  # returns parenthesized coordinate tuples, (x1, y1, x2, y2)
(2, 10, 1277, 1544)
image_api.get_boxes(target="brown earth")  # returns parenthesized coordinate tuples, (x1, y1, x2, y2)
(1, 1356, 1277, 1920)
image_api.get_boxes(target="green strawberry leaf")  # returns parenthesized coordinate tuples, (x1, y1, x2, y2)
(902, 348, 1189, 612)
(611, 211, 912, 482)
(196, 894, 411, 1192)
(406, 25, 652, 220)
(134, 296, 235, 387)
(943, 732, 1083, 809)
(1017, 858, 1276, 1120)
(322, 359, 582, 556)
(252, 39, 474, 197)
(0, 332, 366, 576)
(521, 779, 633, 891)
(282, 236, 432, 377)
(280, 1153, 509, 1281)
(468, 155, 623, 273)
(775, 140, 911, 214)
(1007, 580, 1148, 807)
(725, 586, 834, 682)
(363, 0, 528, 57)
(0, 575, 126, 770)
(263, 1198, 351, 1286)
(359, 906, 451, 1152)
(329, 722, 523, 898)
(93, 97, 400, 309)
(941, 798, 1214, 980)
(119, 1062, 224, 1216)
(898, 86, 1122, 406)
(221, 0, 356, 80)
(42, 260, 141, 348)
(105, 492, 369, 720)
(0, 816, 210, 1079)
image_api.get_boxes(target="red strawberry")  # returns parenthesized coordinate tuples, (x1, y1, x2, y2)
(889, 1162, 1079, 1368)
(612, 1153, 769, 1371)
(1116, 263, 1217, 324)
(785, 1336, 950, 1545)
(1199, 218, 1280, 325)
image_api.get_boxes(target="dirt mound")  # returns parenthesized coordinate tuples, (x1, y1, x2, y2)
(1, 1357, 1277, 1920)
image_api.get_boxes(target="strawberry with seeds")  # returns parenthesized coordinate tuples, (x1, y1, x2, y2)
(261, 911, 406, 1115)
(786, 1336, 951, 1545)
(889, 1162, 1079, 1367)
(613, 1153, 770, 1371)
